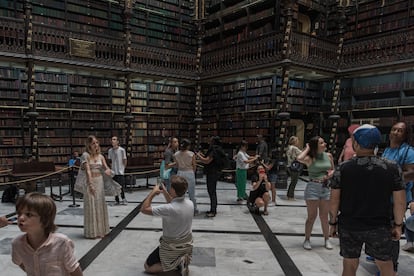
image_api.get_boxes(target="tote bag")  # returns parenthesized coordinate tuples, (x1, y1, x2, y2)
(160, 160, 172, 180)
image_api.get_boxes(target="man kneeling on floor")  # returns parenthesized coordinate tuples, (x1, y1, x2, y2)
(140, 175, 193, 276)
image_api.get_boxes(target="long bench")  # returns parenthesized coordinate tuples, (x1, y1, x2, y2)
(10, 161, 63, 200)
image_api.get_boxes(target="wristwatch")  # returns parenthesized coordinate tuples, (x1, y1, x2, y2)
(393, 222, 403, 227)
(328, 220, 338, 226)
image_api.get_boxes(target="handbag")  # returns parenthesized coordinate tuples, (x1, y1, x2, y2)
(74, 168, 87, 194)
(289, 160, 304, 172)
(160, 160, 172, 180)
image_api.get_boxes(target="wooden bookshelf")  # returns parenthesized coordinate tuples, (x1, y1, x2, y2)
(0, 107, 29, 166)
(131, 0, 196, 50)
(35, 71, 69, 109)
(338, 0, 411, 39)
(204, 0, 277, 52)
(0, 0, 24, 18)
(0, 67, 27, 106)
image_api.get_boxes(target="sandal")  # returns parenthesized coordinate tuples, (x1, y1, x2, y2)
(263, 210, 269, 216)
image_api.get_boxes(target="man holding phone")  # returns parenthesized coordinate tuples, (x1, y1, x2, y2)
(140, 175, 194, 276)
(1, 216, 11, 228)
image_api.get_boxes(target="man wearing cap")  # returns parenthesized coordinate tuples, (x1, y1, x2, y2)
(329, 124, 406, 276)
(382, 122, 414, 256)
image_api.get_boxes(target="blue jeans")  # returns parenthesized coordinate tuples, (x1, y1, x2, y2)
(405, 215, 414, 242)
(177, 170, 197, 211)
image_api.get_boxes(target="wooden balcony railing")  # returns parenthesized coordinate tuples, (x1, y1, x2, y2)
(0, 17, 25, 54)
(2, 16, 414, 80)
(341, 27, 414, 70)
(201, 31, 339, 78)
(0, 17, 198, 78)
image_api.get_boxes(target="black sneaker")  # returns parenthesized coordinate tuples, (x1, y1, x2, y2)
(247, 202, 259, 214)
(206, 211, 216, 218)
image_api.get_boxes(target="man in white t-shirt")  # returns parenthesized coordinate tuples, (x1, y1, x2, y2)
(140, 175, 193, 276)
(108, 136, 127, 205)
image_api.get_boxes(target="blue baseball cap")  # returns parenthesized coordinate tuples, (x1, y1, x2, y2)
(353, 124, 382, 149)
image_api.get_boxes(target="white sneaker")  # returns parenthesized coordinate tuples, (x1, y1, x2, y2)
(325, 239, 333, 250)
(402, 241, 414, 252)
(303, 240, 312, 250)
(268, 202, 276, 207)
(121, 199, 128, 205)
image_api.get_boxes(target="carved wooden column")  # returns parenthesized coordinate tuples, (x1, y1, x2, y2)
(124, 75, 134, 158)
(123, 1, 134, 157)
(24, 0, 39, 160)
(328, 4, 347, 159)
(274, 0, 295, 189)
(193, 0, 204, 151)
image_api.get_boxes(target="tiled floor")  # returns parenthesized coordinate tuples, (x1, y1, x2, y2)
(1, 177, 414, 276)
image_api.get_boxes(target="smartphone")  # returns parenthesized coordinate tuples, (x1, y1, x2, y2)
(8, 217, 17, 222)
(157, 177, 163, 190)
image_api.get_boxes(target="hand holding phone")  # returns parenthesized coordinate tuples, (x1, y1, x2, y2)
(157, 177, 163, 190)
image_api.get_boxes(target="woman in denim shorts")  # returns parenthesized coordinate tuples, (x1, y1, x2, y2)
(297, 136, 334, 251)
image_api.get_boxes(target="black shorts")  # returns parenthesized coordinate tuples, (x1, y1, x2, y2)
(248, 183, 267, 203)
(339, 226, 393, 261)
(146, 247, 160, 266)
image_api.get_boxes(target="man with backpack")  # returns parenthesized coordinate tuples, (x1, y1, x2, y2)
(197, 136, 227, 217)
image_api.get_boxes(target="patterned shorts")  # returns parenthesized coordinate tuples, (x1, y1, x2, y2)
(339, 226, 393, 261)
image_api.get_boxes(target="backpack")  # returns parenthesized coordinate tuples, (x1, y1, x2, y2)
(1, 185, 18, 203)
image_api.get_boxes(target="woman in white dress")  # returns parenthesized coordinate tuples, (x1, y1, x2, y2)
(81, 135, 111, 239)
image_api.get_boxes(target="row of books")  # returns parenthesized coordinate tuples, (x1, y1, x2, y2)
(0, 67, 26, 79)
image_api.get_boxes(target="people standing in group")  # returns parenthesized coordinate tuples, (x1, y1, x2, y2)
(286, 136, 303, 200)
(256, 134, 268, 161)
(247, 165, 271, 215)
(329, 124, 406, 276)
(81, 135, 112, 239)
(297, 136, 334, 250)
(12, 192, 83, 276)
(338, 124, 360, 164)
(381, 121, 414, 272)
(235, 140, 259, 202)
(163, 137, 179, 191)
(140, 175, 193, 276)
(108, 136, 128, 205)
(174, 138, 198, 215)
(197, 136, 226, 217)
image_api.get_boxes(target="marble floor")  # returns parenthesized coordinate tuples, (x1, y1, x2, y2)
(1, 176, 414, 276)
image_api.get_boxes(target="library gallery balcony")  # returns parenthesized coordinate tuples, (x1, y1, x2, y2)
(0, 17, 198, 80)
(1, 16, 414, 80)
(200, 29, 414, 79)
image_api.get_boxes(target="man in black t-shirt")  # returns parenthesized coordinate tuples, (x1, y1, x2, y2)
(329, 124, 406, 276)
